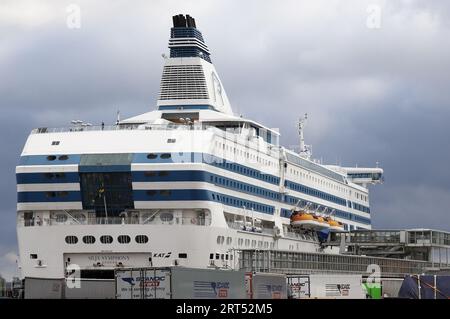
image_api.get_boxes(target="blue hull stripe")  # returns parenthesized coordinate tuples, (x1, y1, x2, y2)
(133, 189, 275, 215)
(16, 172, 80, 184)
(18, 191, 82, 203)
(19, 155, 81, 166)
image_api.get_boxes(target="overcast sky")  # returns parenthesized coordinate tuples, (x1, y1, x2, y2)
(1, 0, 450, 280)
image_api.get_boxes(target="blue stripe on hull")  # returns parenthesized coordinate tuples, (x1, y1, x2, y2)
(16, 172, 80, 184)
(19, 155, 81, 165)
(17, 191, 82, 202)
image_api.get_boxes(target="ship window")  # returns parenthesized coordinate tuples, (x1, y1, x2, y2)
(30, 254, 38, 259)
(147, 153, 157, 159)
(145, 171, 156, 177)
(65, 236, 78, 244)
(118, 235, 131, 244)
(83, 236, 96, 244)
(160, 212, 173, 222)
(58, 191, 69, 197)
(215, 253, 220, 260)
(135, 235, 149, 244)
(44, 173, 54, 179)
(209, 253, 214, 260)
(47, 155, 57, 161)
(100, 235, 113, 244)
(160, 153, 171, 159)
(55, 214, 68, 223)
(55, 173, 66, 178)
(158, 171, 169, 176)
(167, 138, 176, 143)
(51, 141, 60, 146)
(58, 155, 69, 161)
(178, 253, 187, 259)
(146, 190, 157, 196)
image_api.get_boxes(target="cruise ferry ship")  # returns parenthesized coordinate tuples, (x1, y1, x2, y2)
(16, 14, 383, 279)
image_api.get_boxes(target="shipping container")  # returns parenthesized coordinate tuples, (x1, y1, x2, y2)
(24, 278, 64, 299)
(115, 267, 247, 299)
(245, 272, 287, 299)
(287, 274, 365, 299)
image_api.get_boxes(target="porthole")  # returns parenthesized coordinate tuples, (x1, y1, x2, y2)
(160, 153, 171, 159)
(135, 235, 149, 244)
(100, 235, 113, 244)
(82, 235, 96, 244)
(58, 155, 69, 161)
(65, 236, 78, 244)
(47, 155, 56, 161)
(147, 153, 157, 159)
(118, 235, 131, 244)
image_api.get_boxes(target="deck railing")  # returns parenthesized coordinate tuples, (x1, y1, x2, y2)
(20, 216, 211, 227)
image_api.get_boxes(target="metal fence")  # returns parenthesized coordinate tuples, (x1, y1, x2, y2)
(238, 249, 434, 277)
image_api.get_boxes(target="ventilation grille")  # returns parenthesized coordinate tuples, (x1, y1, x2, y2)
(159, 65, 209, 100)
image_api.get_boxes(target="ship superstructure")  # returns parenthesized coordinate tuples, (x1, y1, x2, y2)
(16, 14, 383, 279)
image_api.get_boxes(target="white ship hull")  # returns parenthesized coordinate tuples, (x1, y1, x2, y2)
(16, 14, 382, 280)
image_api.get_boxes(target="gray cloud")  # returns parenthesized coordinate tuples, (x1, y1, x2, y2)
(1, 0, 450, 278)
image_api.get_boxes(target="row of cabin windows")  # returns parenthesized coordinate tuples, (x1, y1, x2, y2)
(356, 192, 369, 202)
(216, 235, 273, 249)
(139, 169, 350, 212)
(209, 253, 234, 261)
(210, 159, 279, 185)
(211, 193, 274, 214)
(46, 155, 69, 161)
(288, 167, 350, 196)
(352, 202, 370, 214)
(286, 181, 346, 206)
(65, 235, 149, 245)
(211, 175, 280, 201)
(214, 141, 277, 169)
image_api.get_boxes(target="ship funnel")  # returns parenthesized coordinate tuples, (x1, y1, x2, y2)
(157, 14, 233, 115)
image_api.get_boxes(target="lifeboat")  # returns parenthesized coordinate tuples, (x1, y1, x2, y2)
(290, 211, 329, 230)
(325, 217, 344, 232)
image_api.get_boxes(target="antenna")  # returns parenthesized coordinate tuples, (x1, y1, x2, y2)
(298, 113, 312, 159)
(116, 110, 121, 125)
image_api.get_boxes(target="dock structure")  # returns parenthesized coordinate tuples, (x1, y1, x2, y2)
(238, 249, 446, 278)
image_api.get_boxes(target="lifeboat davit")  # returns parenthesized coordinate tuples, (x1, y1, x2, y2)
(325, 217, 344, 232)
(290, 211, 329, 231)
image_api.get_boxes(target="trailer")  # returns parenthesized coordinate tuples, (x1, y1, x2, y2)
(115, 267, 247, 299)
(287, 274, 365, 299)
